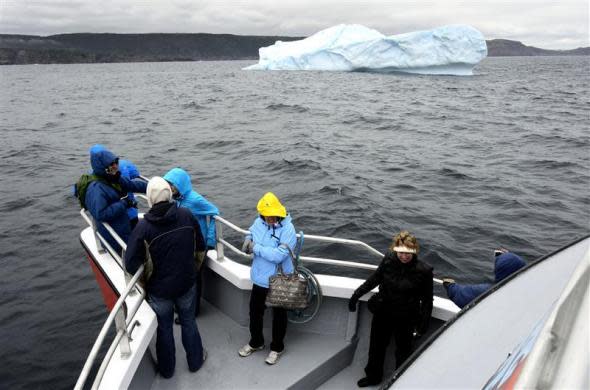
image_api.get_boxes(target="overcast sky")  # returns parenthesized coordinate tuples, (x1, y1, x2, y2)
(1, 0, 588, 49)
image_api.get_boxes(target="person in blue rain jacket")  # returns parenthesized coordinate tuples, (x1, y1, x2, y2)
(85, 147, 146, 254)
(163, 168, 219, 248)
(163, 167, 219, 316)
(238, 192, 297, 366)
(89, 144, 142, 228)
(443, 250, 526, 308)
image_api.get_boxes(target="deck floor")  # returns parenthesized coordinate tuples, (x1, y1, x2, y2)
(149, 301, 351, 390)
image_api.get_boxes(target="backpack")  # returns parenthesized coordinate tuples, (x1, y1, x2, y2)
(75, 174, 101, 209)
(74, 173, 123, 209)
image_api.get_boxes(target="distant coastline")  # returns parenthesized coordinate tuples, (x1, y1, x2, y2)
(0, 33, 588, 65)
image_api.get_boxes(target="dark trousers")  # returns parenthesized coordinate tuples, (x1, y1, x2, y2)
(148, 285, 204, 378)
(248, 284, 287, 352)
(194, 269, 202, 316)
(364, 312, 414, 381)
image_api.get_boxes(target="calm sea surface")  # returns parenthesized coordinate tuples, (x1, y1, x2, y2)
(1, 57, 589, 389)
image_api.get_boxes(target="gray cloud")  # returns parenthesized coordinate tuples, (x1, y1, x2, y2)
(0, 0, 588, 49)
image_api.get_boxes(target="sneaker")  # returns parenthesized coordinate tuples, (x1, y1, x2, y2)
(265, 350, 283, 365)
(238, 343, 264, 357)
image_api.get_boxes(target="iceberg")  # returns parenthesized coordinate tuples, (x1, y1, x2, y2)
(245, 24, 487, 76)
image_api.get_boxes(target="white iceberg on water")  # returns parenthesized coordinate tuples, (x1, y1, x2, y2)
(245, 24, 487, 75)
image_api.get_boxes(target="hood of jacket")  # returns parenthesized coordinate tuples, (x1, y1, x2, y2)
(144, 202, 176, 225)
(163, 168, 193, 198)
(119, 159, 139, 179)
(91, 149, 118, 177)
(494, 252, 526, 282)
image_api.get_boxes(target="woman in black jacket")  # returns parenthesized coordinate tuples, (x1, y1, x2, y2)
(348, 231, 433, 387)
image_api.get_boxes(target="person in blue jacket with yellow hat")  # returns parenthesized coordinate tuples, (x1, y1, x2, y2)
(238, 192, 297, 365)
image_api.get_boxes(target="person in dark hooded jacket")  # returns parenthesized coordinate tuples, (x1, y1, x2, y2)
(125, 177, 206, 379)
(443, 250, 526, 309)
(348, 231, 433, 388)
(84, 147, 146, 254)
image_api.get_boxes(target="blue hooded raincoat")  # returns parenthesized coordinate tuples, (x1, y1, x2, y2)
(85, 149, 147, 252)
(445, 252, 526, 308)
(89, 144, 140, 221)
(163, 168, 219, 248)
(246, 215, 297, 288)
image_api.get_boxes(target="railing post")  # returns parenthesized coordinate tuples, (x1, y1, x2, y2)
(215, 218, 224, 261)
(122, 248, 137, 296)
(114, 306, 131, 359)
(90, 215, 106, 254)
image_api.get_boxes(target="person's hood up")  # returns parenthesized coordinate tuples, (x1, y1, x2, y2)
(144, 202, 177, 225)
(119, 159, 140, 179)
(257, 192, 287, 218)
(163, 168, 193, 197)
(494, 252, 526, 282)
(89, 144, 106, 155)
(91, 149, 118, 177)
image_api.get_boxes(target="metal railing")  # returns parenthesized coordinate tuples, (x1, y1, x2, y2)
(76, 209, 147, 390)
(213, 215, 442, 284)
(77, 197, 443, 389)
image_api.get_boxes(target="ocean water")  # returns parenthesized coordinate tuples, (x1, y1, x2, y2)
(0, 57, 588, 389)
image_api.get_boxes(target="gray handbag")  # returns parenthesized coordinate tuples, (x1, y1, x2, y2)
(265, 244, 309, 310)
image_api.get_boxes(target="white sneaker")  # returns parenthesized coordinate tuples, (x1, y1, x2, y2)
(265, 350, 283, 365)
(238, 343, 264, 357)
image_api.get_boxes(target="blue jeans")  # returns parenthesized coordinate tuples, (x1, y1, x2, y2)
(148, 285, 204, 378)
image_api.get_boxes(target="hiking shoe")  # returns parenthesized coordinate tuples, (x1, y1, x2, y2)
(265, 350, 283, 365)
(238, 343, 264, 357)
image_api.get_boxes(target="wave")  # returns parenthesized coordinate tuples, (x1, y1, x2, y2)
(438, 167, 473, 180)
(0, 198, 36, 212)
(195, 140, 244, 149)
(265, 103, 309, 113)
(182, 101, 206, 110)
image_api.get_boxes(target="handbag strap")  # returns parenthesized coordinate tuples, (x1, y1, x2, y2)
(278, 231, 304, 275)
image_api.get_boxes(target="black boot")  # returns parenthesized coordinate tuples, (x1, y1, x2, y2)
(357, 377, 381, 387)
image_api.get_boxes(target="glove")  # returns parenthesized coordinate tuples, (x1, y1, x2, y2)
(121, 196, 137, 209)
(348, 295, 359, 312)
(242, 239, 254, 254)
(442, 277, 455, 288)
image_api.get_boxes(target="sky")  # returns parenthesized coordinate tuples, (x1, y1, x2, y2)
(1, 0, 588, 49)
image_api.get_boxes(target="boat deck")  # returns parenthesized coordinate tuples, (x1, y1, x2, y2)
(150, 301, 353, 390)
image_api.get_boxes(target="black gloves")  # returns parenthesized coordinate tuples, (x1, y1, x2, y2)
(121, 196, 137, 209)
(348, 294, 359, 312)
